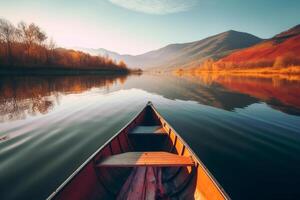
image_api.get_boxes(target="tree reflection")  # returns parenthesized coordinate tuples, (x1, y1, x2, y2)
(0, 75, 128, 122)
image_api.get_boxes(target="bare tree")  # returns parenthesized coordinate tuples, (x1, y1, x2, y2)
(35, 27, 47, 45)
(47, 37, 56, 50)
(18, 22, 31, 58)
(18, 22, 47, 63)
(0, 26, 4, 43)
(0, 18, 17, 65)
(45, 38, 56, 64)
(18, 23, 42, 49)
(35, 27, 47, 63)
(0, 24, 4, 60)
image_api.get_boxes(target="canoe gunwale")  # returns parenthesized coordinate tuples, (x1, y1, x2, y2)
(46, 103, 148, 200)
(149, 103, 231, 200)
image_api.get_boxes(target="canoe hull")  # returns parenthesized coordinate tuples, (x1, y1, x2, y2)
(48, 103, 229, 200)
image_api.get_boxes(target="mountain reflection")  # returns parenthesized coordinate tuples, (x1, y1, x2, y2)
(124, 74, 260, 111)
(173, 73, 300, 115)
(0, 75, 128, 122)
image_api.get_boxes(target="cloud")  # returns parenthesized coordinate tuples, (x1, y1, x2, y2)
(108, 0, 199, 15)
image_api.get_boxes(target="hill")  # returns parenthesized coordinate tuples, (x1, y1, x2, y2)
(214, 24, 300, 69)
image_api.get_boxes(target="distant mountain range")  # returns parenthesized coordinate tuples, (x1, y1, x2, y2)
(73, 24, 299, 70)
(73, 30, 262, 70)
(72, 47, 124, 61)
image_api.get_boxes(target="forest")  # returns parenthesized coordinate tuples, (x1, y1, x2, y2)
(0, 18, 128, 72)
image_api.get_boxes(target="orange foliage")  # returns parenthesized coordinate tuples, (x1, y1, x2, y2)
(0, 18, 128, 72)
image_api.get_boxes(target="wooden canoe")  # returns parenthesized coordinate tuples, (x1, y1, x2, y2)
(48, 102, 230, 200)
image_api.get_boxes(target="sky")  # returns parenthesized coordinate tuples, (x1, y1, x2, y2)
(0, 0, 299, 55)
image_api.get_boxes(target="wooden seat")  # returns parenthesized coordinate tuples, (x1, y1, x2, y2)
(129, 126, 166, 135)
(97, 152, 195, 167)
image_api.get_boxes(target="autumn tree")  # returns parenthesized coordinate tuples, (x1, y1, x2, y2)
(0, 18, 128, 72)
(118, 60, 127, 68)
(201, 59, 214, 71)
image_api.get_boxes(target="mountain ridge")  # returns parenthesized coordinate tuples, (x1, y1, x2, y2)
(274, 24, 300, 39)
(73, 30, 263, 70)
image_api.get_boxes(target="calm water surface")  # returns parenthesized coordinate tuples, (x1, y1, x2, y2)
(0, 73, 300, 200)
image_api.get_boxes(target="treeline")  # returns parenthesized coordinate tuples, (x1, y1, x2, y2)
(195, 54, 300, 73)
(0, 18, 128, 71)
(214, 55, 300, 70)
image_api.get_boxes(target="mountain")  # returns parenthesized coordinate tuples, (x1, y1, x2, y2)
(71, 47, 144, 69)
(72, 47, 123, 60)
(215, 24, 300, 68)
(73, 30, 262, 70)
(135, 30, 262, 70)
(274, 24, 300, 38)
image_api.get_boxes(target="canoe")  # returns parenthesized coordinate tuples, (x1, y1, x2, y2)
(48, 102, 230, 200)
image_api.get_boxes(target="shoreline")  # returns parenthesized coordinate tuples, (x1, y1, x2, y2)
(174, 66, 300, 78)
(0, 67, 130, 76)
(173, 67, 300, 82)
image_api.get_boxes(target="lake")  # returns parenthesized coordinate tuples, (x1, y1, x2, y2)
(0, 73, 300, 200)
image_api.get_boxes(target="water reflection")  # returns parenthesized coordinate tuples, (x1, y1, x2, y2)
(123, 74, 259, 111)
(175, 73, 300, 115)
(1, 73, 300, 200)
(0, 73, 300, 123)
(0, 75, 128, 122)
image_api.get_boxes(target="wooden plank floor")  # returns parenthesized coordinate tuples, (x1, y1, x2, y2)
(117, 167, 164, 200)
(97, 152, 195, 167)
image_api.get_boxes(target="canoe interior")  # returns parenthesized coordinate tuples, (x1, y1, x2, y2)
(50, 103, 229, 200)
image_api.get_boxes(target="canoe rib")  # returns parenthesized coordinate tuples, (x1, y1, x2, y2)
(97, 152, 195, 167)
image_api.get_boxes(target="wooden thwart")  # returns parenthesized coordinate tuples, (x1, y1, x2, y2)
(98, 152, 195, 167)
(129, 126, 167, 135)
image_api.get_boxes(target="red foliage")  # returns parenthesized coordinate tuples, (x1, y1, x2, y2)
(216, 35, 300, 68)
